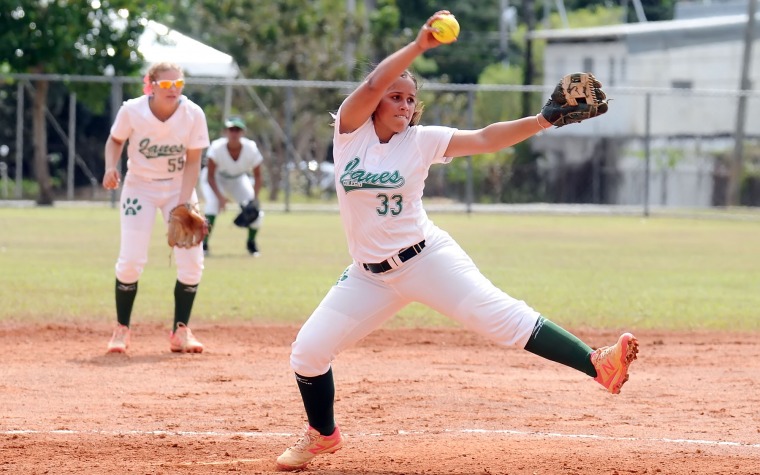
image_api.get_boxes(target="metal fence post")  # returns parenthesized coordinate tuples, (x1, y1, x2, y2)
(644, 92, 651, 217)
(15, 81, 24, 199)
(109, 78, 123, 207)
(223, 82, 233, 121)
(67, 92, 76, 200)
(466, 90, 475, 214)
(284, 86, 293, 213)
(726, 0, 756, 206)
(0, 162, 7, 198)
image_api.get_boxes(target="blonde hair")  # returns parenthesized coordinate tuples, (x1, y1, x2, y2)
(146, 62, 183, 82)
(142, 62, 184, 95)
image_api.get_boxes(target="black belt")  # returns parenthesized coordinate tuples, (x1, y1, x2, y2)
(362, 240, 426, 274)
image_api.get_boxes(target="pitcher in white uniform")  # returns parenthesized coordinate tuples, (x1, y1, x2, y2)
(275, 11, 639, 471)
(200, 117, 265, 256)
(102, 62, 210, 354)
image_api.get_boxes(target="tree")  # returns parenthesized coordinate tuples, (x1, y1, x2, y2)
(168, 0, 396, 200)
(563, 0, 675, 22)
(0, 1, 168, 204)
(395, 0, 511, 84)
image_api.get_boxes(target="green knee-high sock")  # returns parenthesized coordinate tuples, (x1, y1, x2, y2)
(247, 227, 258, 242)
(523, 316, 597, 377)
(115, 279, 138, 327)
(204, 215, 216, 246)
(295, 368, 336, 436)
(173, 280, 199, 331)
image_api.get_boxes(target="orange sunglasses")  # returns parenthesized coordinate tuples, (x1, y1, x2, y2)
(151, 79, 185, 89)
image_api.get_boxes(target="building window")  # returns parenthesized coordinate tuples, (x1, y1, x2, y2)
(621, 58, 626, 82)
(609, 57, 615, 86)
(672, 80, 693, 89)
(583, 57, 594, 73)
(556, 58, 566, 78)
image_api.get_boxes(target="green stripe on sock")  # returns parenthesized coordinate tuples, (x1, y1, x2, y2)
(204, 215, 216, 246)
(523, 316, 597, 378)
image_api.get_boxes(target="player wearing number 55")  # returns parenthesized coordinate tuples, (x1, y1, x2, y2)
(102, 62, 210, 355)
(276, 10, 634, 471)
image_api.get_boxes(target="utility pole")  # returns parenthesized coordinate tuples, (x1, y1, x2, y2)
(500, 0, 509, 64)
(621, 0, 647, 23)
(541, 0, 569, 28)
(522, 0, 536, 118)
(631, 0, 648, 22)
(554, 0, 569, 28)
(726, 0, 756, 206)
(345, 0, 357, 80)
(500, 0, 518, 65)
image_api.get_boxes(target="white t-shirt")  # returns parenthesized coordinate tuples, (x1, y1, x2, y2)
(333, 106, 456, 263)
(110, 95, 210, 180)
(205, 137, 264, 179)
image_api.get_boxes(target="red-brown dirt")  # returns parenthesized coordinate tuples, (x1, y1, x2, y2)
(1, 323, 759, 474)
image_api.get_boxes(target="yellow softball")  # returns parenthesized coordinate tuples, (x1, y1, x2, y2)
(431, 14, 460, 44)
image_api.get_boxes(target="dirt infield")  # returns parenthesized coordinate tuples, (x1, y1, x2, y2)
(1, 323, 759, 474)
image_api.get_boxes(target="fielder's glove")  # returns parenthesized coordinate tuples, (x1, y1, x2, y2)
(540, 72, 609, 127)
(233, 201, 260, 228)
(167, 203, 209, 248)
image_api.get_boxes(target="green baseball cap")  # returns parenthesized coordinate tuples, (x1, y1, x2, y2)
(224, 117, 246, 130)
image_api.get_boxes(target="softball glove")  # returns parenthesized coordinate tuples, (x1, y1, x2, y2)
(167, 203, 208, 248)
(233, 201, 260, 228)
(540, 72, 609, 127)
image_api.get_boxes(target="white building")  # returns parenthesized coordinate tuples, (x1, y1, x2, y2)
(529, 3, 760, 206)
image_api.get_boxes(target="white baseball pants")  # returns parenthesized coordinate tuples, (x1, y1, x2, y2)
(115, 174, 204, 285)
(290, 228, 541, 377)
(200, 169, 264, 229)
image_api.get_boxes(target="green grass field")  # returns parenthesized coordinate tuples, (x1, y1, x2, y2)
(1, 206, 758, 331)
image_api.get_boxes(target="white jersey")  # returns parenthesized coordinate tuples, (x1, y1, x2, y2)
(205, 137, 264, 179)
(110, 95, 210, 180)
(333, 106, 456, 263)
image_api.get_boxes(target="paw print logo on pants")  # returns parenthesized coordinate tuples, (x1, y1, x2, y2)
(123, 198, 142, 216)
(335, 267, 350, 285)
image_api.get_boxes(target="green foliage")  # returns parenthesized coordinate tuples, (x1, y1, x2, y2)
(564, 5, 625, 28)
(396, 0, 509, 84)
(168, 1, 363, 201)
(632, 146, 685, 170)
(476, 64, 524, 122)
(638, 0, 677, 22)
(61, 0, 161, 109)
(538, 4, 626, 30)
(0, 1, 678, 207)
(171, 0, 361, 81)
(0, 1, 168, 77)
(0, 1, 171, 204)
(470, 64, 546, 203)
(563, 0, 675, 22)
(368, 0, 404, 61)
(0, 178, 51, 199)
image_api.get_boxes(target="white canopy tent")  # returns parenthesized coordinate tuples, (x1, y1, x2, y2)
(137, 20, 239, 118)
(138, 20, 239, 78)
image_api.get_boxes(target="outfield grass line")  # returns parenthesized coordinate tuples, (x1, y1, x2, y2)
(4, 428, 760, 450)
(2, 200, 760, 222)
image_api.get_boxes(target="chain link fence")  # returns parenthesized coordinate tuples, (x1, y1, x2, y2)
(1, 73, 759, 211)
